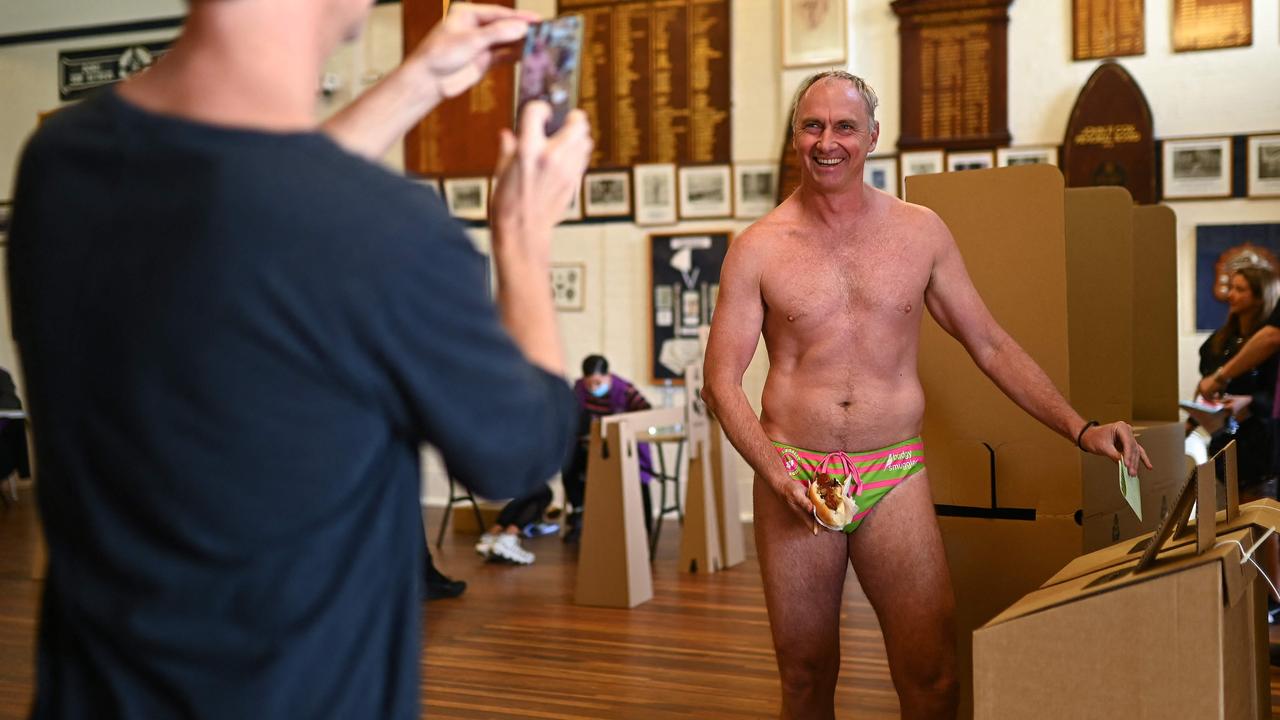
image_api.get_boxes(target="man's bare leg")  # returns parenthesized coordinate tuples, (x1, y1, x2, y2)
(753, 477, 851, 720)
(849, 470, 959, 720)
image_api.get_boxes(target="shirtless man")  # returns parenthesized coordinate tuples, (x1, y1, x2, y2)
(702, 70, 1149, 720)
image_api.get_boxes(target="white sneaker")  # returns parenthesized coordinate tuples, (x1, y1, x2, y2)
(488, 534, 535, 565)
(475, 532, 499, 558)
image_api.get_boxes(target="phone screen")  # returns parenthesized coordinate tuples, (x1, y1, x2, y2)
(515, 14, 584, 135)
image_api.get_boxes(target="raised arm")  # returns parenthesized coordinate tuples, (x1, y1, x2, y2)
(1198, 325, 1280, 399)
(703, 231, 813, 520)
(921, 212, 1149, 475)
(323, 4, 536, 160)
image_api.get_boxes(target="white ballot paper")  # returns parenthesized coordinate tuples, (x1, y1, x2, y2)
(1119, 460, 1142, 521)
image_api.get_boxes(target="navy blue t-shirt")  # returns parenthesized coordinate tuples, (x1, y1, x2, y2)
(8, 89, 576, 718)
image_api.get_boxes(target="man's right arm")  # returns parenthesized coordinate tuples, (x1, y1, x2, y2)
(1198, 324, 1280, 399)
(702, 231, 813, 520)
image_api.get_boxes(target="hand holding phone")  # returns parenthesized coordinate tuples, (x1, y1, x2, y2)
(515, 15, 584, 135)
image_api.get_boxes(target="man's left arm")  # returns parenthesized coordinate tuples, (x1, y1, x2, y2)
(921, 215, 1150, 475)
(323, 4, 535, 160)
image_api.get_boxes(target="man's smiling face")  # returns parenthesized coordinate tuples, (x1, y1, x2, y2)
(792, 78, 879, 193)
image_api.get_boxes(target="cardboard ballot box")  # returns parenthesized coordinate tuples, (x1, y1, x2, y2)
(974, 527, 1264, 719)
(976, 452, 1272, 719)
(1081, 420, 1189, 552)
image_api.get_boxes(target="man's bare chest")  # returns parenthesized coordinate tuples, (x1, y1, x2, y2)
(757, 234, 932, 328)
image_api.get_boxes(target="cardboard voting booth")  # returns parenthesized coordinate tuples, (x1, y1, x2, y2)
(683, 363, 745, 572)
(975, 446, 1273, 719)
(907, 165, 1183, 718)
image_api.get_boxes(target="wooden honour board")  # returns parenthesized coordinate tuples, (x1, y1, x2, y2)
(891, 0, 1012, 151)
(558, 0, 732, 169)
(403, 0, 516, 176)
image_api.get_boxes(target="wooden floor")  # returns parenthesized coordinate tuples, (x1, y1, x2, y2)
(3, 487, 1280, 718)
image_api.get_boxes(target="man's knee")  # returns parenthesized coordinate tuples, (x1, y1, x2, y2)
(776, 644, 839, 700)
(898, 654, 959, 710)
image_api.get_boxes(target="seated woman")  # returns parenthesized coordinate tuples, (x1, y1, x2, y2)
(561, 355, 655, 543)
(1192, 264, 1280, 605)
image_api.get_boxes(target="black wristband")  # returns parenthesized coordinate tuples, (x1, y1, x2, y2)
(1075, 420, 1100, 450)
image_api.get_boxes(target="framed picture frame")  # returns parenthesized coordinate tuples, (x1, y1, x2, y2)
(678, 165, 733, 219)
(946, 150, 995, 172)
(442, 177, 489, 221)
(996, 146, 1058, 167)
(1247, 134, 1280, 198)
(633, 163, 678, 226)
(863, 156, 899, 196)
(899, 149, 945, 198)
(583, 170, 631, 218)
(781, 0, 846, 67)
(550, 262, 586, 312)
(733, 163, 778, 218)
(1162, 136, 1232, 200)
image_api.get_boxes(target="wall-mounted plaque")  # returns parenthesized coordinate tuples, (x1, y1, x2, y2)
(1072, 0, 1144, 60)
(1173, 0, 1251, 52)
(649, 231, 731, 383)
(559, 0, 732, 168)
(403, 0, 516, 176)
(58, 42, 172, 101)
(891, 0, 1012, 151)
(1061, 61, 1155, 204)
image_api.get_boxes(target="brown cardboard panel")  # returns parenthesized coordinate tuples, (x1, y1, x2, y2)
(709, 417, 746, 568)
(910, 166, 1082, 515)
(975, 561, 1232, 719)
(1131, 205, 1179, 421)
(575, 420, 654, 608)
(989, 528, 1252, 626)
(1065, 187, 1134, 425)
(680, 438, 723, 574)
(1080, 420, 1186, 551)
(940, 514, 1081, 720)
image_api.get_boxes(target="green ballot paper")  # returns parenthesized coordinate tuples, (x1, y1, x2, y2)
(1119, 460, 1142, 521)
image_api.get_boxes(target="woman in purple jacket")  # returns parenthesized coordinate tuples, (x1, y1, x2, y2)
(562, 355, 656, 543)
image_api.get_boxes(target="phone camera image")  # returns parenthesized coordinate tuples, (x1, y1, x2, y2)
(516, 14, 583, 136)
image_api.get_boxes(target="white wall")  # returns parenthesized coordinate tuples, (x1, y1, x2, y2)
(1, 1, 1278, 517)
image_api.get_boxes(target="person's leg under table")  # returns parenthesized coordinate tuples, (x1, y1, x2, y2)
(753, 477, 850, 720)
(848, 470, 958, 720)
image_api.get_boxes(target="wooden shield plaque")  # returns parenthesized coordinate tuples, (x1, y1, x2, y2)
(891, 0, 1012, 151)
(403, 0, 516, 176)
(1061, 61, 1155, 204)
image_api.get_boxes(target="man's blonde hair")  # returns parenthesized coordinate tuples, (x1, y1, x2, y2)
(789, 70, 879, 132)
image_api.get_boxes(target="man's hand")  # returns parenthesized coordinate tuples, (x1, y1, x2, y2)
(491, 102, 592, 251)
(1080, 422, 1153, 477)
(407, 3, 537, 111)
(769, 474, 814, 523)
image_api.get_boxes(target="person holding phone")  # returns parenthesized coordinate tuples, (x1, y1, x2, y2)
(8, 2, 591, 717)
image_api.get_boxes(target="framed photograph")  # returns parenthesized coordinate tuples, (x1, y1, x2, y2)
(946, 150, 995, 172)
(782, 0, 846, 67)
(633, 163, 678, 226)
(583, 170, 631, 218)
(1162, 137, 1232, 200)
(443, 177, 489, 221)
(733, 163, 779, 218)
(1247, 134, 1280, 198)
(899, 149, 945, 198)
(678, 165, 732, 219)
(863, 156, 899, 196)
(997, 146, 1058, 167)
(550, 262, 585, 312)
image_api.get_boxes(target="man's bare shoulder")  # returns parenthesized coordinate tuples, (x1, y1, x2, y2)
(877, 192, 954, 251)
(732, 200, 807, 254)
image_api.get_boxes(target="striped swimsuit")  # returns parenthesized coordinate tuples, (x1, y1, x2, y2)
(772, 436, 926, 532)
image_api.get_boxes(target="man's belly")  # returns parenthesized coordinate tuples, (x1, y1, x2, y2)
(759, 367, 926, 452)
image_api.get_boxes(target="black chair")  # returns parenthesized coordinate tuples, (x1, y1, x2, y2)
(434, 474, 486, 549)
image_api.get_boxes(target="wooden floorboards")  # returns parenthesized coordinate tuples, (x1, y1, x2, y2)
(2, 487, 1280, 717)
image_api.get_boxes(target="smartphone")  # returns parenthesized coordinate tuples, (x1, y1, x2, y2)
(515, 14, 584, 135)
